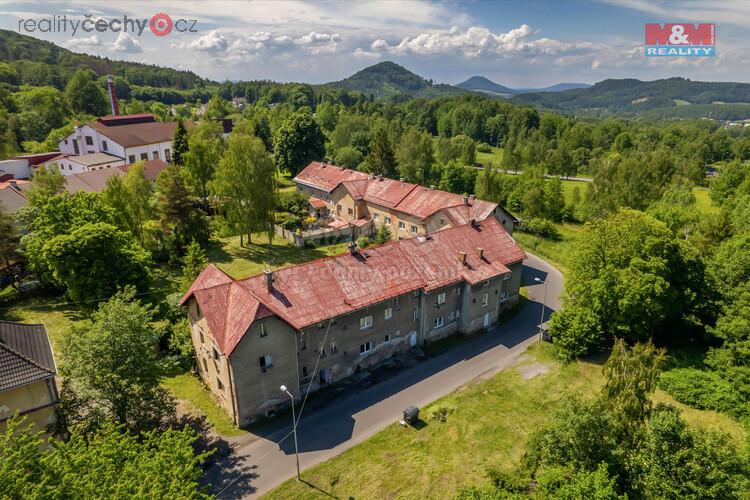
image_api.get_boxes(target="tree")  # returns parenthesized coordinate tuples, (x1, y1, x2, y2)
(214, 133, 277, 245)
(373, 224, 392, 244)
(273, 108, 326, 175)
(59, 289, 174, 432)
(183, 135, 223, 208)
(172, 119, 189, 166)
(155, 165, 209, 251)
(0, 203, 20, 289)
(42, 222, 150, 302)
(396, 127, 434, 184)
(365, 127, 397, 177)
(181, 240, 208, 291)
(26, 164, 64, 205)
(544, 177, 565, 222)
(64, 69, 107, 116)
(203, 94, 230, 119)
(332, 146, 364, 169)
(0, 417, 209, 498)
(102, 163, 153, 244)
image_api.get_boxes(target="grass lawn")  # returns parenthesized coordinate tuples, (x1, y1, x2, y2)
(476, 146, 504, 166)
(693, 186, 717, 215)
(0, 294, 86, 351)
(513, 223, 582, 274)
(265, 343, 746, 500)
(207, 233, 349, 279)
(162, 372, 246, 437)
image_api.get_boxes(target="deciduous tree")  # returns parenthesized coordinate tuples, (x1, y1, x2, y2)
(273, 108, 325, 175)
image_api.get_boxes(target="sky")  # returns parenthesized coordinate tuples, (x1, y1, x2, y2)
(1, 0, 748, 87)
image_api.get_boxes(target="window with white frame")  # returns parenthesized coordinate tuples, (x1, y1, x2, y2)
(384, 333, 391, 343)
(482, 293, 489, 306)
(437, 292, 446, 305)
(500, 291, 509, 302)
(374, 213, 380, 221)
(360, 315, 373, 330)
(411, 225, 418, 233)
(413, 307, 419, 321)
(330, 340, 337, 353)
(385, 216, 392, 225)
(448, 311, 455, 321)
(456, 309, 461, 319)
(455, 286, 461, 295)
(102, 140, 108, 151)
(483, 280, 490, 287)
(433, 316, 444, 328)
(360, 341, 372, 354)
(384, 307, 393, 320)
(502, 273, 511, 281)
(398, 221, 405, 230)
(259, 323, 267, 337)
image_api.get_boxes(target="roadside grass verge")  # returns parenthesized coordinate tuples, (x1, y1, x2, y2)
(264, 342, 746, 499)
(513, 223, 582, 274)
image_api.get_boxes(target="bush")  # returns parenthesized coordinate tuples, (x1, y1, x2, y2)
(658, 368, 746, 416)
(476, 142, 492, 153)
(278, 213, 302, 231)
(517, 217, 560, 239)
(357, 236, 372, 249)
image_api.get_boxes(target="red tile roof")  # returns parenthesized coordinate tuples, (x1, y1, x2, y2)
(295, 161, 503, 222)
(294, 162, 369, 192)
(309, 196, 328, 209)
(182, 218, 525, 356)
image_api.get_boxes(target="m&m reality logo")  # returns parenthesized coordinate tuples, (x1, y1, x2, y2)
(645, 23, 715, 57)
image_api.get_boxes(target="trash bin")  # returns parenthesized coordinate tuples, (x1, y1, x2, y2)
(403, 405, 420, 425)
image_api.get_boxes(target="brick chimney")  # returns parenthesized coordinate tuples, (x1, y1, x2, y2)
(463, 195, 469, 205)
(470, 218, 477, 228)
(458, 251, 467, 265)
(263, 269, 273, 291)
(477, 247, 484, 259)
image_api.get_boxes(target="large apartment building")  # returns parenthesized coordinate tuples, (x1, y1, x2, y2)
(293, 161, 517, 239)
(181, 218, 525, 425)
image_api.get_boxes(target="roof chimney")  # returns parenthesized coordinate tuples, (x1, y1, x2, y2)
(458, 251, 467, 265)
(469, 194, 476, 200)
(348, 241, 358, 254)
(263, 269, 273, 291)
(463, 195, 469, 206)
(106, 75, 120, 116)
(477, 247, 484, 259)
(370, 173, 376, 179)
(430, 185, 436, 190)
(399, 177, 405, 184)
(470, 218, 477, 227)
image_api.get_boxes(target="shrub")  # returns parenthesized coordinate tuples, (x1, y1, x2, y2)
(518, 217, 560, 239)
(476, 142, 492, 153)
(357, 236, 372, 249)
(658, 368, 745, 416)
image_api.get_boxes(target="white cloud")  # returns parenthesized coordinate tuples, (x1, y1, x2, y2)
(111, 32, 142, 53)
(64, 35, 101, 51)
(186, 30, 229, 52)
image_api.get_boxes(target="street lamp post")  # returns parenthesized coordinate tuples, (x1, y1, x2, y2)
(280, 385, 301, 481)
(534, 276, 549, 342)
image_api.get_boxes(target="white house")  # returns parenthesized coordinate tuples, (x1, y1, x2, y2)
(58, 114, 181, 170)
(45, 152, 125, 175)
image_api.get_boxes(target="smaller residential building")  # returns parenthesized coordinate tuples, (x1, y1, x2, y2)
(0, 321, 58, 432)
(46, 152, 126, 176)
(0, 152, 60, 180)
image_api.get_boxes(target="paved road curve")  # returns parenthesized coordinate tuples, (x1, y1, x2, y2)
(205, 253, 563, 498)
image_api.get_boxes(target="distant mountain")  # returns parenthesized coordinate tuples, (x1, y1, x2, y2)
(456, 76, 591, 95)
(511, 77, 750, 118)
(326, 61, 468, 99)
(455, 76, 516, 95)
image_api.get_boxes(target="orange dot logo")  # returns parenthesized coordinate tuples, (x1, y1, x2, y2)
(150, 13, 173, 36)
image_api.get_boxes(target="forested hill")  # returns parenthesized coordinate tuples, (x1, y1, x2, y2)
(0, 29, 206, 90)
(512, 77, 750, 118)
(325, 61, 468, 99)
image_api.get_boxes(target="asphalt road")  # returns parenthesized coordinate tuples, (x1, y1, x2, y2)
(205, 252, 564, 498)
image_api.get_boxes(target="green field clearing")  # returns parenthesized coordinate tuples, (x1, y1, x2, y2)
(265, 343, 745, 499)
(513, 223, 582, 274)
(476, 145, 504, 166)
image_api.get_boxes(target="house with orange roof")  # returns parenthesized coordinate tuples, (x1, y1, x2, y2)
(293, 161, 517, 240)
(181, 218, 525, 425)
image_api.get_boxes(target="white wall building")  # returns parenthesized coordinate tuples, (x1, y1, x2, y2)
(45, 153, 125, 176)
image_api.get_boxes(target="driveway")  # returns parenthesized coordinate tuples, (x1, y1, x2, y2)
(204, 252, 563, 498)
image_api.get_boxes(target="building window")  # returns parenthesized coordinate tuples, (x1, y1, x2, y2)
(165, 149, 171, 162)
(500, 291, 509, 302)
(153, 151, 159, 159)
(217, 378, 224, 391)
(455, 286, 461, 295)
(503, 273, 511, 281)
(202, 358, 208, 372)
(348, 208, 353, 216)
(336, 204, 342, 214)
(385, 216, 392, 225)
(360, 315, 373, 330)
(433, 316, 444, 328)
(302, 366, 308, 377)
(374, 213, 380, 221)
(483, 280, 490, 287)
(299, 336, 306, 350)
(482, 293, 489, 307)
(384, 307, 392, 320)
(411, 225, 418, 234)
(456, 309, 461, 319)
(440, 218, 445, 225)
(330, 341, 337, 353)
(384, 333, 391, 343)
(259, 323, 267, 337)
(140, 153, 148, 161)
(360, 341, 372, 354)
(448, 311, 455, 321)
(212, 347, 219, 360)
(128, 155, 136, 164)
(85, 136, 93, 146)
(398, 221, 405, 230)
(102, 140, 108, 151)
(259, 354, 273, 369)
(437, 292, 446, 305)
(199, 330, 204, 344)
(413, 307, 419, 322)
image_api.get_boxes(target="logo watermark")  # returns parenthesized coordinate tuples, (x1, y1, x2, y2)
(17, 13, 198, 37)
(645, 23, 715, 57)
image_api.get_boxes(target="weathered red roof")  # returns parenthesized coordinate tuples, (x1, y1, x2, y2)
(309, 196, 328, 209)
(294, 162, 369, 192)
(295, 162, 502, 222)
(182, 219, 525, 356)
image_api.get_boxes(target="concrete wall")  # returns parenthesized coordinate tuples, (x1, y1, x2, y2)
(421, 283, 464, 344)
(0, 159, 31, 179)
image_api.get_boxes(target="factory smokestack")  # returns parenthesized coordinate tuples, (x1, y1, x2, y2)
(106, 75, 120, 116)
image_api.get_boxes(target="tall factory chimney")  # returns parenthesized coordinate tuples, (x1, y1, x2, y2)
(106, 75, 120, 116)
